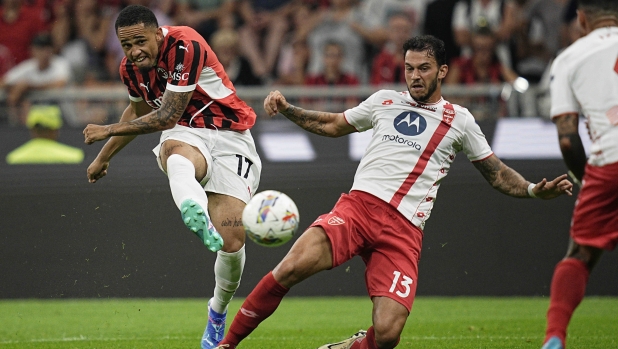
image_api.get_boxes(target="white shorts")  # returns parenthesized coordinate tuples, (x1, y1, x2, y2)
(152, 125, 262, 204)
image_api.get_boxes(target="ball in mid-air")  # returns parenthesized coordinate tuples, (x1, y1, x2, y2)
(242, 190, 300, 247)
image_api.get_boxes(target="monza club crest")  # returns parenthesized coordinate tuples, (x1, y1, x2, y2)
(442, 103, 455, 125)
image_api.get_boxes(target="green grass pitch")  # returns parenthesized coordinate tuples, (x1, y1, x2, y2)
(0, 297, 616, 348)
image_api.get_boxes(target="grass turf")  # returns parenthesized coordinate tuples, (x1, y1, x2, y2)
(0, 297, 616, 348)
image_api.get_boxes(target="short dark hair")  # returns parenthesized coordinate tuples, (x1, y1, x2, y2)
(402, 35, 447, 67)
(31, 33, 53, 47)
(578, 0, 618, 15)
(115, 5, 159, 32)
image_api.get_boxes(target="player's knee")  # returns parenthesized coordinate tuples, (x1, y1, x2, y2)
(222, 234, 245, 253)
(272, 256, 308, 287)
(373, 314, 406, 348)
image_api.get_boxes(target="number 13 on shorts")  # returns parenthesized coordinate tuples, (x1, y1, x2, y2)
(390, 270, 413, 298)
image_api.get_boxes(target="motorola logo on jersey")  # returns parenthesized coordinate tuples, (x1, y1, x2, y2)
(382, 134, 422, 150)
(394, 111, 426, 136)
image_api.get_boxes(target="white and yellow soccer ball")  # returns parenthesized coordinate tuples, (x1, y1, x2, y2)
(242, 190, 300, 247)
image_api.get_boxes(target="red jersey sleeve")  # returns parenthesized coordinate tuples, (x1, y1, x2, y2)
(119, 57, 143, 101)
(164, 39, 205, 93)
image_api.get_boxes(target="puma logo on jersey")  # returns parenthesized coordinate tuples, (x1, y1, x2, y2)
(178, 44, 189, 52)
(139, 82, 149, 92)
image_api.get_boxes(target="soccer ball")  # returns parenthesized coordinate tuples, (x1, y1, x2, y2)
(242, 190, 300, 247)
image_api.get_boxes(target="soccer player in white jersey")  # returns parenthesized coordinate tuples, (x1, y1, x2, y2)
(214, 35, 573, 349)
(541, 1, 618, 349)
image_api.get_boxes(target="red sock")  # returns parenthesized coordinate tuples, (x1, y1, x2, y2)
(219, 271, 288, 348)
(349, 327, 383, 349)
(544, 258, 589, 346)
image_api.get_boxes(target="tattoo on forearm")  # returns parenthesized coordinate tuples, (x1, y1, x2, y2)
(474, 156, 528, 197)
(281, 104, 331, 136)
(113, 92, 190, 136)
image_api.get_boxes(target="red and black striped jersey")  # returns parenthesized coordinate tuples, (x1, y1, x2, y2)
(119, 26, 256, 131)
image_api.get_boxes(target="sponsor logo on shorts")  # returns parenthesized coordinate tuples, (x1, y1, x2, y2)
(328, 216, 345, 225)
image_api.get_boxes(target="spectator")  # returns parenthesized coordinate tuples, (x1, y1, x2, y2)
(303, 40, 359, 111)
(297, 0, 367, 82)
(237, 0, 296, 81)
(1, 33, 71, 124)
(370, 13, 414, 86)
(0, 0, 48, 66)
(6, 105, 84, 164)
(356, 0, 429, 47)
(514, 0, 571, 85)
(275, 38, 309, 86)
(423, 0, 461, 64)
(274, 2, 312, 85)
(51, 0, 114, 83)
(305, 40, 359, 86)
(451, 0, 515, 68)
(173, 0, 236, 42)
(445, 25, 518, 119)
(210, 28, 262, 86)
(445, 25, 517, 85)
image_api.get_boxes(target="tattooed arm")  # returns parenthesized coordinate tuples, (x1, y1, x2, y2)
(554, 113, 586, 183)
(83, 90, 193, 144)
(473, 154, 573, 199)
(263, 90, 356, 137)
(86, 99, 153, 183)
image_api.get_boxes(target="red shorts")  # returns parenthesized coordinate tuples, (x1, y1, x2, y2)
(570, 162, 618, 250)
(310, 190, 423, 312)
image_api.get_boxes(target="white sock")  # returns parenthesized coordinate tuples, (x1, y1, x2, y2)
(166, 154, 209, 211)
(210, 245, 246, 314)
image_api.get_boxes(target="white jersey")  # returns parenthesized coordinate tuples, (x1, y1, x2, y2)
(550, 26, 618, 167)
(345, 90, 493, 229)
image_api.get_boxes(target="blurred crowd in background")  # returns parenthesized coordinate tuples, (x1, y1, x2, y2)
(0, 0, 582, 127)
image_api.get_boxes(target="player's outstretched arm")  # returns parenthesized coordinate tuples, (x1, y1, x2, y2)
(473, 154, 573, 199)
(554, 113, 586, 186)
(86, 101, 151, 183)
(83, 90, 193, 144)
(263, 90, 356, 137)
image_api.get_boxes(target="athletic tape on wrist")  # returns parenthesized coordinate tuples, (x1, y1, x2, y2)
(527, 183, 537, 198)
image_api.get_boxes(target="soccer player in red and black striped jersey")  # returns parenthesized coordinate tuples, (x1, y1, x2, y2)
(82, 5, 261, 349)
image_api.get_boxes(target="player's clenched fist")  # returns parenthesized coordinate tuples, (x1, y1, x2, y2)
(83, 124, 111, 144)
(263, 90, 290, 117)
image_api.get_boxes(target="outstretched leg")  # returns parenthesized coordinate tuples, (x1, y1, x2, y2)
(543, 239, 603, 348)
(162, 141, 223, 251)
(218, 227, 334, 348)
